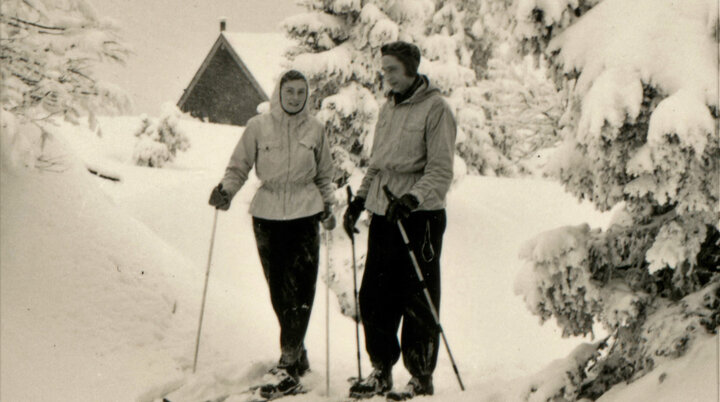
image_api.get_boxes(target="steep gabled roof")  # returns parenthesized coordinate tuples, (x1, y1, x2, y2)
(222, 32, 293, 97)
(178, 32, 293, 108)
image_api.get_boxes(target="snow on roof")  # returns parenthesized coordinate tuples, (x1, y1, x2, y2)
(221, 32, 294, 97)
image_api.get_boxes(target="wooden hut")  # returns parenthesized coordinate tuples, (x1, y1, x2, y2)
(177, 21, 291, 126)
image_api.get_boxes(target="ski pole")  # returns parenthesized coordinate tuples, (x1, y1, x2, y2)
(382, 185, 465, 391)
(324, 229, 331, 396)
(193, 208, 219, 373)
(346, 186, 363, 383)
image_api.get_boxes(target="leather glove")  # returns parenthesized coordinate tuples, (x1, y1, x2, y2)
(343, 196, 365, 238)
(320, 204, 336, 231)
(385, 193, 419, 223)
(208, 183, 231, 210)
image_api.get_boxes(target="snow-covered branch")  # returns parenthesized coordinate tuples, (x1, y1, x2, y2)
(1, 0, 131, 169)
(514, 0, 719, 398)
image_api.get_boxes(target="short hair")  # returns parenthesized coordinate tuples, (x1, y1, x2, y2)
(380, 41, 421, 76)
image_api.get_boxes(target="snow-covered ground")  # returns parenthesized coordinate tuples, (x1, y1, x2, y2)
(1, 116, 716, 402)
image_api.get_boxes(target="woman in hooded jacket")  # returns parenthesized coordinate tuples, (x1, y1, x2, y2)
(208, 70, 336, 397)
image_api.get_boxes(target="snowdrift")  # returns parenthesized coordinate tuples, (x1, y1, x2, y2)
(0, 130, 200, 401)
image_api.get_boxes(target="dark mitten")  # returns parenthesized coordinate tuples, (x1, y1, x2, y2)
(385, 194, 419, 223)
(321, 203, 336, 230)
(208, 183, 231, 210)
(343, 196, 365, 238)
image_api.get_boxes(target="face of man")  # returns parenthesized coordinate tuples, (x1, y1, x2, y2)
(280, 79, 307, 114)
(381, 55, 415, 93)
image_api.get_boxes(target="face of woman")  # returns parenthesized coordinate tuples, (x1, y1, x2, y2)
(280, 79, 307, 114)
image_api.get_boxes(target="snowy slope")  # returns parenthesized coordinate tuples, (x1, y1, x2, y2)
(0, 134, 200, 401)
(2, 116, 716, 402)
(64, 116, 613, 400)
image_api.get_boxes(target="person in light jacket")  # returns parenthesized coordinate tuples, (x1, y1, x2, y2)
(343, 41, 457, 400)
(209, 70, 336, 397)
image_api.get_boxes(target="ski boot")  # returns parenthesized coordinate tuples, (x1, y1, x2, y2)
(258, 367, 302, 400)
(386, 376, 434, 401)
(349, 368, 392, 399)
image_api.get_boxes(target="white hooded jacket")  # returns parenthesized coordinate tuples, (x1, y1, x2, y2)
(220, 75, 336, 220)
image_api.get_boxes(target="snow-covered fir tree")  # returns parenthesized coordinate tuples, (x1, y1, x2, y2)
(473, 46, 563, 176)
(134, 114, 154, 139)
(132, 103, 190, 168)
(455, 0, 563, 176)
(513, 0, 719, 399)
(155, 104, 190, 158)
(282, 0, 564, 179)
(421, 1, 494, 175)
(415, 0, 563, 177)
(0, 0, 130, 168)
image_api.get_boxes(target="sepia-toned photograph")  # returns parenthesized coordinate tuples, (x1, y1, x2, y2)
(1, 0, 718, 401)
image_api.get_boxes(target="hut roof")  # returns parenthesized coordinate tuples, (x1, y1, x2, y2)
(221, 32, 293, 97)
(179, 31, 293, 108)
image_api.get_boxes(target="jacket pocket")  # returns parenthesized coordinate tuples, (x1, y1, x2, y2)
(256, 139, 283, 179)
(402, 120, 426, 157)
(296, 137, 317, 177)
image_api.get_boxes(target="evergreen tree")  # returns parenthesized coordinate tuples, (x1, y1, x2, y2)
(282, 0, 563, 179)
(132, 104, 190, 168)
(457, 0, 563, 176)
(1, 0, 130, 167)
(513, 0, 719, 399)
(134, 114, 154, 139)
(473, 47, 563, 176)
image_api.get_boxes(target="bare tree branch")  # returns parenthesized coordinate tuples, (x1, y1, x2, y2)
(9, 17, 65, 32)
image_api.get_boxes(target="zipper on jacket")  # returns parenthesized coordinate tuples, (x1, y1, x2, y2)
(283, 117, 291, 219)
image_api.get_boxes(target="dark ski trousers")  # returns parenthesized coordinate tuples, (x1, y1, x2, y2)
(253, 214, 320, 369)
(360, 210, 446, 379)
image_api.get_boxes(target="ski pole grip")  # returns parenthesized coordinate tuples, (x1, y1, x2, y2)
(382, 185, 397, 202)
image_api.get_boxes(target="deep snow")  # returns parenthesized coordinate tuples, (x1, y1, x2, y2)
(1, 116, 716, 401)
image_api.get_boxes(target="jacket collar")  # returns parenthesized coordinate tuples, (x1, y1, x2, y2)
(385, 75, 439, 106)
(390, 75, 422, 105)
